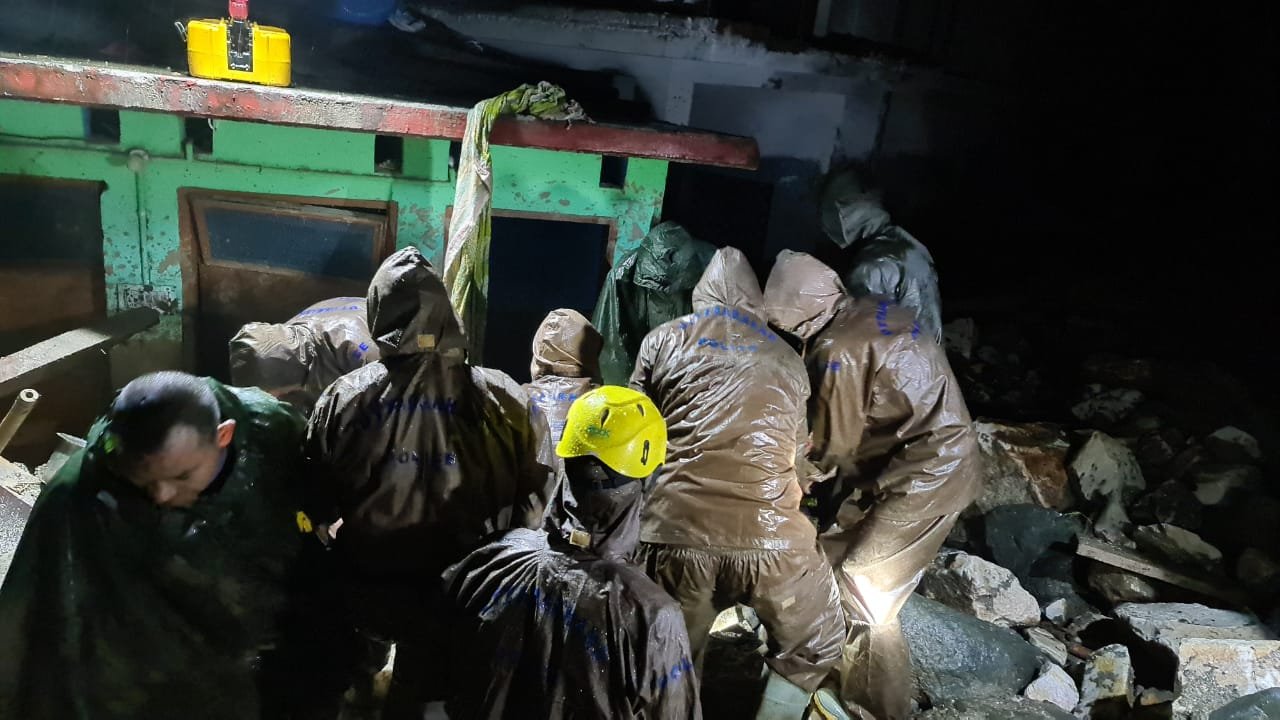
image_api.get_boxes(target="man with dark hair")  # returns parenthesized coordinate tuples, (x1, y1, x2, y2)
(0, 371, 342, 719)
(444, 386, 700, 719)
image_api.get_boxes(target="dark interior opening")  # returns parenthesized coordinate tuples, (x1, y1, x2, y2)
(184, 117, 214, 155)
(484, 215, 612, 384)
(374, 135, 404, 174)
(85, 108, 120, 144)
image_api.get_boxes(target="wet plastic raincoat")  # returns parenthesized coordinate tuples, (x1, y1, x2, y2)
(229, 296, 379, 416)
(820, 170, 942, 343)
(523, 308, 602, 444)
(307, 246, 555, 578)
(630, 247, 845, 693)
(764, 250, 979, 719)
(593, 222, 717, 385)
(0, 380, 319, 720)
(442, 471, 701, 719)
(306, 247, 555, 715)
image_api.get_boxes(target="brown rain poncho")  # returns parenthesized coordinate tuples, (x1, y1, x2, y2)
(631, 247, 844, 694)
(523, 308, 602, 444)
(229, 297, 378, 416)
(307, 246, 555, 579)
(442, 468, 700, 719)
(764, 250, 979, 719)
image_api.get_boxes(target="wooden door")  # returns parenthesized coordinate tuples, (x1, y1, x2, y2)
(182, 192, 395, 380)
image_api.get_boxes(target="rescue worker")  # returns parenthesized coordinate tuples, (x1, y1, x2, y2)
(444, 386, 700, 719)
(229, 296, 379, 416)
(763, 250, 980, 720)
(524, 308, 603, 443)
(630, 246, 846, 719)
(306, 246, 555, 720)
(593, 221, 716, 384)
(0, 371, 341, 719)
(819, 167, 943, 343)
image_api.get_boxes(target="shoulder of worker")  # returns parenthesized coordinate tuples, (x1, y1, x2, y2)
(587, 557, 687, 622)
(443, 528, 553, 598)
(210, 379, 306, 446)
(817, 295, 926, 355)
(308, 362, 391, 414)
(471, 365, 535, 417)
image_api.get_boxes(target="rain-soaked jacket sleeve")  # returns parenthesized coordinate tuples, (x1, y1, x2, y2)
(638, 602, 701, 718)
(818, 329, 979, 559)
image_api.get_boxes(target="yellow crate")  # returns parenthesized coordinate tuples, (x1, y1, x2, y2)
(186, 18, 291, 87)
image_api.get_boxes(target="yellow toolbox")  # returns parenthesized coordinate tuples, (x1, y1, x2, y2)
(186, 0, 291, 87)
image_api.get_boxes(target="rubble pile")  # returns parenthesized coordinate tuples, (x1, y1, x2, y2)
(899, 318, 1280, 718)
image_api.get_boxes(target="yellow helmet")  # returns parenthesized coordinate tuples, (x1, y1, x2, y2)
(556, 386, 667, 479)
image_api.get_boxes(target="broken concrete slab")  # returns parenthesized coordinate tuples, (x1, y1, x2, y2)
(919, 551, 1042, 628)
(1203, 426, 1263, 465)
(1023, 661, 1079, 712)
(1173, 639, 1280, 720)
(1113, 603, 1276, 654)
(1072, 386, 1145, 428)
(1076, 643, 1135, 719)
(1070, 432, 1146, 503)
(971, 422, 1076, 513)
(1131, 481, 1203, 531)
(1088, 566, 1159, 605)
(900, 594, 1042, 703)
(1076, 536, 1251, 607)
(1207, 687, 1280, 720)
(1132, 524, 1223, 572)
(0, 307, 159, 396)
(1025, 627, 1072, 667)
(984, 505, 1081, 582)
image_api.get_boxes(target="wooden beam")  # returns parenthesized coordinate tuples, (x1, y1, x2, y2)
(0, 308, 160, 397)
(0, 53, 760, 170)
(1076, 535, 1254, 608)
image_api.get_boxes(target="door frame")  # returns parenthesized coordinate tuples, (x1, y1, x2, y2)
(177, 188, 397, 373)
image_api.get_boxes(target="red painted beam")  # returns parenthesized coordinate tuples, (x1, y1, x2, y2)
(0, 54, 759, 170)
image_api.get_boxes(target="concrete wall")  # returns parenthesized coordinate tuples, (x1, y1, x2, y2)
(0, 98, 668, 384)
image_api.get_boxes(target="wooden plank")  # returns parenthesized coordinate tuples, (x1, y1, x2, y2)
(0, 53, 760, 170)
(1077, 535, 1253, 607)
(0, 308, 160, 396)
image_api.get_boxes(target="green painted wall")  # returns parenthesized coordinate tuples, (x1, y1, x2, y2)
(0, 98, 667, 380)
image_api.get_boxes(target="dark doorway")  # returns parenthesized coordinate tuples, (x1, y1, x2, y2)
(484, 214, 612, 384)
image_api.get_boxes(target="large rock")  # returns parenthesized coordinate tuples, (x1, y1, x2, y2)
(1192, 464, 1263, 506)
(1132, 524, 1223, 571)
(1092, 496, 1134, 547)
(1207, 688, 1280, 720)
(1173, 639, 1280, 720)
(972, 422, 1076, 513)
(919, 552, 1042, 628)
(901, 594, 1043, 703)
(916, 696, 1077, 720)
(1087, 566, 1158, 605)
(1135, 428, 1186, 476)
(1114, 603, 1276, 654)
(1072, 386, 1145, 428)
(1027, 578, 1099, 629)
(1204, 426, 1263, 464)
(1070, 432, 1146, 503)
(1076, 644, 1136, 719)
(1023, 661, 1079, 712)
(984, 505, 1081, 581)
(1131, 481, 1203, 531)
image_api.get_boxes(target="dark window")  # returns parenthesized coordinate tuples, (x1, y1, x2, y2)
(85, 108, 120, 143)
(185, 117, 214, 155)
(375, 135, 404, 174)
(599, 156, 628, 188)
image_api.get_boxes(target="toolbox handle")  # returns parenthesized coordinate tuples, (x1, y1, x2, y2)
(229, 0, 249, 20)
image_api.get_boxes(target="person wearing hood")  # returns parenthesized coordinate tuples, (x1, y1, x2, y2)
(229, 296, 379, 417)
(629, 247, 846, 720)
(0, 371, 346, 719)
(593, 221, 717, 385)
(763, 250, 980, 720)
(306, 246, 556, 720)
(443, 386, 700, 720)
(819, 167, 943, 343)
(524, 308, 603, 444)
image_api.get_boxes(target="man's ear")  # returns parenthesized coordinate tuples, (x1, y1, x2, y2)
(215, 419, 237, 450)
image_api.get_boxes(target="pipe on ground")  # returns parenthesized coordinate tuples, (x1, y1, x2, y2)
(0, 389, 41, 456)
